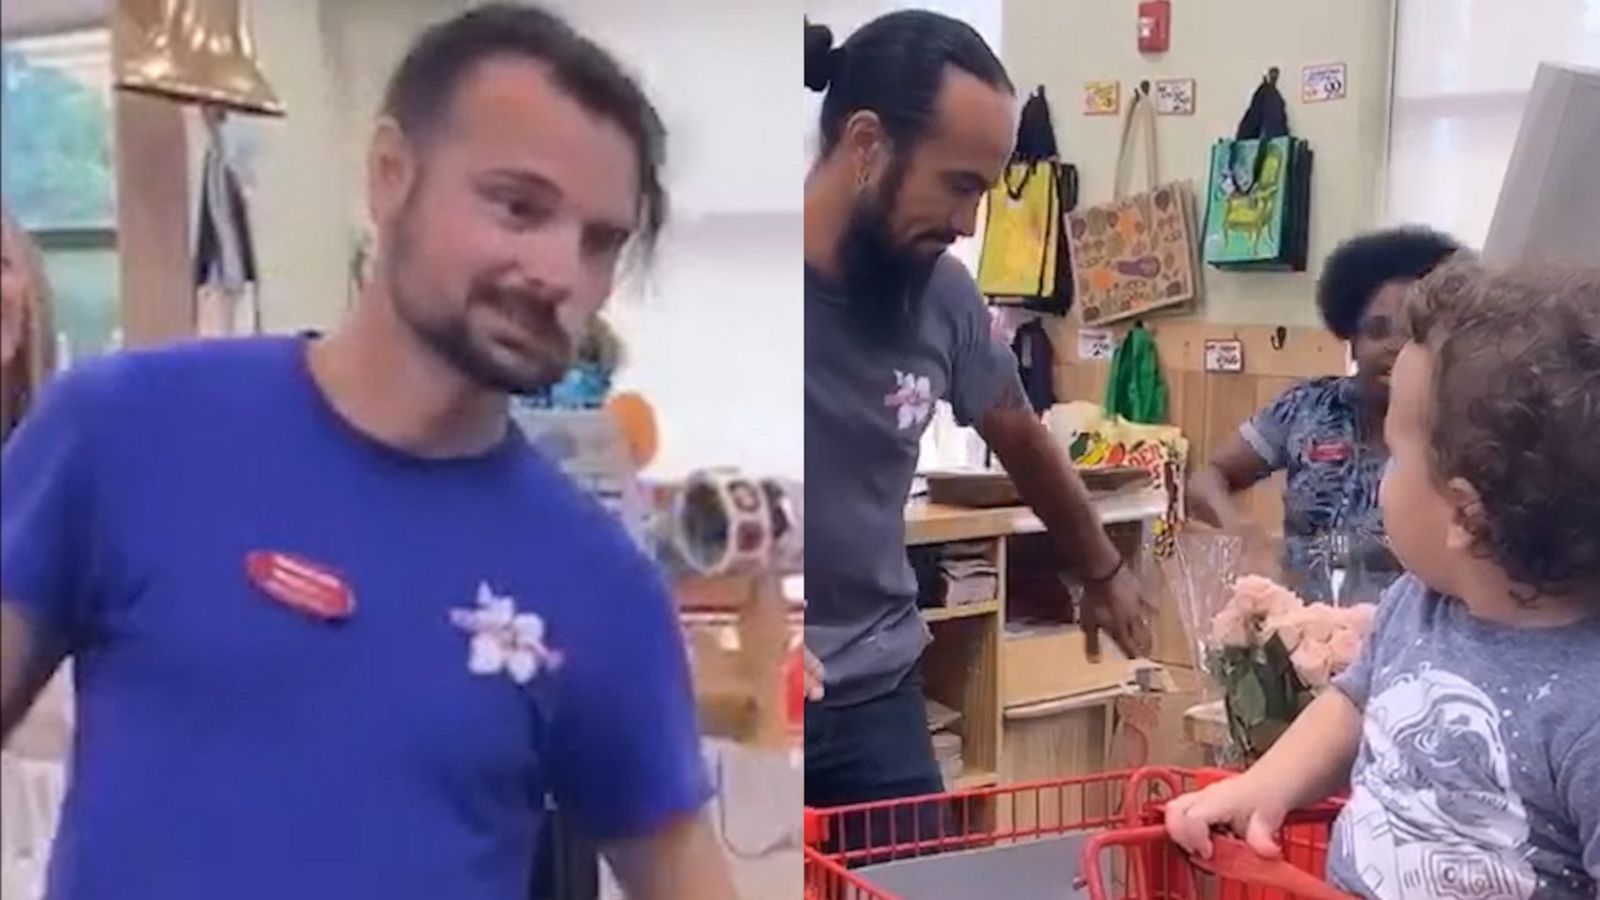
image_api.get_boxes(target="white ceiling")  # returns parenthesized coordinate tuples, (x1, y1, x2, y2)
(2, 0, 108, 39)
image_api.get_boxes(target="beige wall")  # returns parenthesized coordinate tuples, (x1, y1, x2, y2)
(1003, 0, 1396, 327)
(231, 0, 804, 481)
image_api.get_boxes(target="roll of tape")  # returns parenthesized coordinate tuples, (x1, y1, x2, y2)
(674, 468, 773, 577)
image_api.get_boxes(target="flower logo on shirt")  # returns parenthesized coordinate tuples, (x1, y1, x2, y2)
(449, 582, 565, 685)
(884, 370, 934, 431)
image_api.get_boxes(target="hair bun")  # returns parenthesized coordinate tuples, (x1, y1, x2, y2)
(804, 21, 838, 93)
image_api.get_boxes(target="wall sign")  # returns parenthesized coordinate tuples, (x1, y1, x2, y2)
(1152, 78, 1196, 115)
(1078, 328, 1116, 361)
(1301, 63, 1348, 103)
(1084, 80, 1121, 116)
(1203, 338, 1246, 373)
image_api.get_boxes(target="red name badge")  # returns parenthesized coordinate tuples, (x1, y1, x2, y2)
(1308, 440, 1352, 464)
(246, 551, 355, 622)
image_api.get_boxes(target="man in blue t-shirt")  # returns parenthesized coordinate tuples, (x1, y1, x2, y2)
(0, 6, 732, 899)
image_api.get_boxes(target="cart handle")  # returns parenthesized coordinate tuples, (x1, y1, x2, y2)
(1080, 826, 1358, 900)
(1194, 835, 1358, 900)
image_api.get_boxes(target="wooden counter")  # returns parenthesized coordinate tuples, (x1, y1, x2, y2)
(904, 487, 1169, 546)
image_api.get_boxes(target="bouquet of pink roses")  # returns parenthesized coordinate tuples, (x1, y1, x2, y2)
(1207, 575, 1377, 759)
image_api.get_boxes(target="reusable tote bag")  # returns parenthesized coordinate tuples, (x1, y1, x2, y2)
(1067, 90, 1199, 327)
(976, 158, 1062, 298)
(1202, 74, 1314, 270)
(977, 88, 1079, 310)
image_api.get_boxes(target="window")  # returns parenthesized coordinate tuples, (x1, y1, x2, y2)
(1, 28, 120, 368)
(1384, 0, 1600, 246)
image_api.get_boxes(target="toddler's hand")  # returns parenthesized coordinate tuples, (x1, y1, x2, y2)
(1164, 776, 1287, 861)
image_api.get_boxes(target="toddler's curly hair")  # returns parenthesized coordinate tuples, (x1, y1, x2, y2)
(1407, 259, 1600, 602)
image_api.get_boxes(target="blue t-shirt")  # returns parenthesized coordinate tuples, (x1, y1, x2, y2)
(0, 338, 711, 900)
(1241, 376, 1395, 602)
(1329, 575, 1600, 899)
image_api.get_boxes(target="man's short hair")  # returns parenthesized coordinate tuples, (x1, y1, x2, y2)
(382, 3, 667, 250)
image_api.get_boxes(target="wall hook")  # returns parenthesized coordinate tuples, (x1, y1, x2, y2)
(1265, 67, 1280, 86)
(1270, 326, 1287, 350)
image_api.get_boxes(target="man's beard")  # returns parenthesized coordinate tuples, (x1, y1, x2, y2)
(838, 158, 942, 345)
(386, 195, 574, 395)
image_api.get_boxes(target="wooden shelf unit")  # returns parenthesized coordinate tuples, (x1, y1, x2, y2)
(906, 490, 1167, 794)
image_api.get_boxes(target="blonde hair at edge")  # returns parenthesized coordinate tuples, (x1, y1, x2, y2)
(0, 208, 72, 768)
(1, 205, 57, 441)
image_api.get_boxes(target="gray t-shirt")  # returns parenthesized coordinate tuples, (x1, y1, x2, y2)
(804, 256, 1021, 707)
(1328, 574, 1600, 899)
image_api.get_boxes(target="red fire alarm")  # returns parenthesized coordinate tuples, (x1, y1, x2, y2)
(1138, 0, 1171, 54)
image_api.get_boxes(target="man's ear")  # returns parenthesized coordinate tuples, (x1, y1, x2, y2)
(839, 110, 889, 187)
(1444, 477, 1485, 553)
(367, 119, 418, 227)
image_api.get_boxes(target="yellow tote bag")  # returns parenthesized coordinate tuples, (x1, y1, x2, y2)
(977, 160, 1060, 298)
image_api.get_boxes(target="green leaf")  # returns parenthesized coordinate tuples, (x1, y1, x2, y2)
(1261, 635, 1293, 675)
(1231, 672, 1269, 727)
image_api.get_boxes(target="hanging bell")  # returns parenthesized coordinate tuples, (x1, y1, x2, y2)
(114, 0, 285, 117)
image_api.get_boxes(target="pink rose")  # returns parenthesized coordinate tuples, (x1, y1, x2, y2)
(1210, 608, 1251, 649)
(1262, 611, 1305, 652)
(1232, 575, 1306, 620)
(1299, 605, 1337, 644)
(1232, 575, 1280, 617)
(1328, 626, 1364, 673)
(1291, 641, 1332, 688)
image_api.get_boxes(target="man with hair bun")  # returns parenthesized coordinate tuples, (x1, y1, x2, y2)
(802, 11, 1152, 819)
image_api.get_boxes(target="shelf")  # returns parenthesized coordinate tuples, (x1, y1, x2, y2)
(921, 600, 1002, 623)
(949, 767, 1000, 791)
(904, 487, 1167, 545)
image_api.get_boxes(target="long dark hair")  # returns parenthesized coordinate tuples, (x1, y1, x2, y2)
(805, 12, 1011, 159)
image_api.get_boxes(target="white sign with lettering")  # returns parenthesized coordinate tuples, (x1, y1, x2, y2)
(1078, 328, 1116, 361)
(1204, 339, 1246, 373)
(1301, 63, 1348, 103)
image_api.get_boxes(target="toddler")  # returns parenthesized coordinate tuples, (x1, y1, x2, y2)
(1166, 260, 1600, 899)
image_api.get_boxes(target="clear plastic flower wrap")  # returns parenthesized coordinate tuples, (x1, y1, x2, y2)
(1160, 529, 1378, 761)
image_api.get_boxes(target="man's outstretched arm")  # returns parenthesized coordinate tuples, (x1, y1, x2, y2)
(976, 383, 1153, 660)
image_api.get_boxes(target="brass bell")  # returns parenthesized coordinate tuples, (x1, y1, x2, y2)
(114, 0, 285, 117)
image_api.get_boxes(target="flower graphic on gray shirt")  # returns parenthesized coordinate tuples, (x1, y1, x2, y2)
(884, 370, 934, 431)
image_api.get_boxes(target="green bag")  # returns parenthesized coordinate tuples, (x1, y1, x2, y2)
(1202, 74, 1312, 271)
(1103, 324, 1167, 425)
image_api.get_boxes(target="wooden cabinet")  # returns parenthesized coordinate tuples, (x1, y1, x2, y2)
(906, 492, 1167, 793)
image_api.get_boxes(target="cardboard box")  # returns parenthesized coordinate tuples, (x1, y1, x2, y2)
(1109, 666, 1214, 770)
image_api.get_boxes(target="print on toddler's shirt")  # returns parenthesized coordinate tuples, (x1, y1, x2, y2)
(450, 582, 565, 685)
(885, 370, 934, 431)
(1340, 666, 1538, 899)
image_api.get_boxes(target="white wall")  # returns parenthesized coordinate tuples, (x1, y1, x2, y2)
(238, 0, 802, 481)
(1004, 0, 1396, 327)
(1385, 0, 1600, 246)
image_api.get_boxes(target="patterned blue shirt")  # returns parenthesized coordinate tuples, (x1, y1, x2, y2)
(1240, 376, 1395, 602)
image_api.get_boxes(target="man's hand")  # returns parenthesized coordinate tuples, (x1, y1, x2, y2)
(979, 398, 1155, 662)
(1078, 565, 1153, 661)
(603, 813, 738, 900)
(803, 646, 824, 701)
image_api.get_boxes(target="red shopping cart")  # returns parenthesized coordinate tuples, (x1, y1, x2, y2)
(803, 767, 1356, 900)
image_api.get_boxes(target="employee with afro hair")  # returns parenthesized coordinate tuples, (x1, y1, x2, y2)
(1188, 227, 1463, 601)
